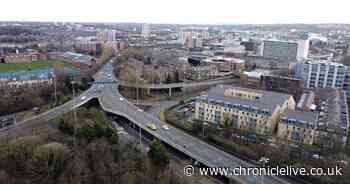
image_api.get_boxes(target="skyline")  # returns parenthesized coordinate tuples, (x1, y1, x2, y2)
(0, 0, 349, 24)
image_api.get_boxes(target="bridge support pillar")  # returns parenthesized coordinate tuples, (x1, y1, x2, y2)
(169, 88, 172, 97)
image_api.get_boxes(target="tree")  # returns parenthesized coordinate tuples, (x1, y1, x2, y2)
(222, 118, 232, 139)
(80, 76, 93, 90)
(174, 71, 180, 83)
(148, 139, 170, 169)
(29, 143, 70, 183)
(191, 120, 205, 137)
(165, 74, 173, 84)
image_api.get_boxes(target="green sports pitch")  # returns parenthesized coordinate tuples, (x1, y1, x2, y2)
(0, 60, 72, 72)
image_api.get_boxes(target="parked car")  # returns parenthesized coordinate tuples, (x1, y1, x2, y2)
(162, 125, 169, 130)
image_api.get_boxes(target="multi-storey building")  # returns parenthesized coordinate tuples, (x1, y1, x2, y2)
(277, 111, 318, 145)
(263, 40, 298, 61)
(74, 41, 102, 55)
(262, 39, 309, 61)
(185, 36, 203, 49)
(195, 86, 296, 135)
(295, 59, 347, 89)
(180, 27, 209, 43)
(97, 29, 116, 42)
(202, 56, 245, 74)
(260, 75, 302, 99)
(141, 23, 151, 38)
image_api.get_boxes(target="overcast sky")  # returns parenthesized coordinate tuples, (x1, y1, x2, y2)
(0, 0, 349, 24)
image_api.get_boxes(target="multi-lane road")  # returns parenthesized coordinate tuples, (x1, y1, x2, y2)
(97, 62, 292, 184)
(0, 61, 294, 184)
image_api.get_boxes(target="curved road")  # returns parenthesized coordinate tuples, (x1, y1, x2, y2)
(1, 61, 293, 184)
(98, 62, 291, 184)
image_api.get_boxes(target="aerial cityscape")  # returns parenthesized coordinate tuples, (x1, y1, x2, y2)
(0, 1, 350, 184)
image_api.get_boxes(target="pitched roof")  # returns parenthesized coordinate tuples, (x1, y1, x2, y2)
(203, 85, 293, 112)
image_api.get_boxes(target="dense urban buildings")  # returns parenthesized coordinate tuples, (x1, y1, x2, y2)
(195, 84, 349, 148)
(1, 20, 350, 184)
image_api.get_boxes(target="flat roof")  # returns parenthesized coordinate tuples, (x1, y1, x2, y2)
(203, 56, 245, 64)
(243, 70, 271, 78)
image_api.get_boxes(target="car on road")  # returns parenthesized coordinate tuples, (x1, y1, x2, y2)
(162, 125, 169, 130)
(116, 126, 124, 132)
(117, 131, 128, 135)
(312, 154, 323, 160)
(81, 96, 87, 101)
(146, 123, 157, 131)
(119, 97, 124, 101)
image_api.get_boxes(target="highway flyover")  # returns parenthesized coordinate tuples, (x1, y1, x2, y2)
(0, 61, 293, 184)
(98, 62, 292, 184)
(119, 76, 237, 89)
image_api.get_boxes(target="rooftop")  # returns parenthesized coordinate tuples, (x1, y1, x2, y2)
(203, 56, 245, 64)
(297, 91, 315, 110)
(201, 85, 292, 112)
(281, 111, 317, 125)
(243, 69, 271, 79)
(303, 59, 346, 67)
(264, 39, 298, 44)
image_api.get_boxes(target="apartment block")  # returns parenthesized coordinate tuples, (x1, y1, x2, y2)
(195, 85, 296, 135)
(295, 59, 347, 89)
(277, 111, 318, 145)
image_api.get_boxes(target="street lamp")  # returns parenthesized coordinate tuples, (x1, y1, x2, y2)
(71, 79, 77, 124)
(202, 122, 208, 138)
(139, 126, 142, 146)
(70, 77, 78, 149)
(259, 157, 270, 184)
(136, 79, 139, 105)
(51, 72, 57, 106)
